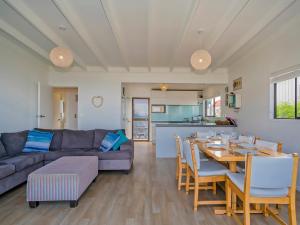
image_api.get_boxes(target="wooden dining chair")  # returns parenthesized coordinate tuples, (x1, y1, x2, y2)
(255, 139, 283, 152)
(175, 135, 187, 190)
(184, 140, 229, 211)
(236, 138, 282, 173)
(226, 153, 298, 225)
(238, 135, 256, 144)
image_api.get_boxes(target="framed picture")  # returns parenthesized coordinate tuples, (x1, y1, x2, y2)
(151, 105, 166, 113)
(233, 77, 242, 90)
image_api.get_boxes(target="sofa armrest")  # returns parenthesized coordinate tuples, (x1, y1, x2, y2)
(120, 139, 134, 159)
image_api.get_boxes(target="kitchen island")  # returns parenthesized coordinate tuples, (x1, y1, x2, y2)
(155, 122, 237, 158)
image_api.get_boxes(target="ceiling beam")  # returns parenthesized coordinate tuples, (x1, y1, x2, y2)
(169, 0, 201, 71)
(203, 0, 250, 51)
(52, 0, 108, 71)
(0, 18, 49, 61)
(100, 0, 130, 71)
(4, 0, 87, 69)
(212, 0, 296, 70)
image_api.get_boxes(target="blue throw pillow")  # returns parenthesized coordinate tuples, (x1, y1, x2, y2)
(23, 130, 53, 153)
(112, 130, 129, 151)
(100, 132, 120, 152)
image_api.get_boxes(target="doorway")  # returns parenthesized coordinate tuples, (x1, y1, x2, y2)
(132, 98, 150, 141)
(52, 87, 78, 129)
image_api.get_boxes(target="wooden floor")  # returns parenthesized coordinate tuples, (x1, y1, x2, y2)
(0, 142, 299, 225)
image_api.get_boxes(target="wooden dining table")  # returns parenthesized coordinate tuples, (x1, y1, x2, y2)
(195, 138, 286, 172)
(193, 138, 287, 215)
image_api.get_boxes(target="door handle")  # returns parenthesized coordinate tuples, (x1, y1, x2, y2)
(37, 115, 46, 118)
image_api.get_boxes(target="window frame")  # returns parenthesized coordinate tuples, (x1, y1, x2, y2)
(205, 96, 221, 117)
(273, 76, 300, 119)
(205, 98, 215, 117)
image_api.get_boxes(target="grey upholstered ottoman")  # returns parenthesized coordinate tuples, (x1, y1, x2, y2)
(27, 156, 98, 208)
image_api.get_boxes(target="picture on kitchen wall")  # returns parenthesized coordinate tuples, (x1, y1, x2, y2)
(233, 77, 242, 90)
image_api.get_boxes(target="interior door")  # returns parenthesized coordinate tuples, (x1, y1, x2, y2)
(37, 81, 53, 129)
(132, 98, 150, 141)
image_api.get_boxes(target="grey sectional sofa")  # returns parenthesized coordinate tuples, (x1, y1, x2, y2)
(0, 129, 134, 195)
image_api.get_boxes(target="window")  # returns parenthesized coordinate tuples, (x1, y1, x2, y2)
(205, 96, 221, 117)
(273, 76, 299, 119)
(214, 96, 221, 117)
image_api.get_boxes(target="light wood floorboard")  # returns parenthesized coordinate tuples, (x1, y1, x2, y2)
(0, 142, 299, 225)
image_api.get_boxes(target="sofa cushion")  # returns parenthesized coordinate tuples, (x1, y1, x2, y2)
(35, 129, 63, 151)
(0, 140, 7, 158)
(112, 130, 129, 151)
(44, 150, 98, 161)
(23, 130, 53, 153)
(0, 163, 15, 179)
(98, 150, 131, 160)
(0, 153, 44, 171)
(93, 129, 110, 148)
(100, 132, 120, 152)
(61, 130, 94, 150)
(1, 131, 28, 156)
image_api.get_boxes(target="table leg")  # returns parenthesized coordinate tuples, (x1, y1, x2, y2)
(229, 162, 237, 173)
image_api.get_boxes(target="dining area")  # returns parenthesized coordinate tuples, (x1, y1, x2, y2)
(175, 132, 299, 225)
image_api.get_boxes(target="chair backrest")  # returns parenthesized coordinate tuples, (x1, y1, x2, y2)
(175, 136, 184, 159)
(247, 155, 294, 189)
(255, 140, 280, 152)
(238, 135, 255, 144)
(183, 140, 201, 172)
(196, 132, 210, 139)
(208, 130, 216, 137)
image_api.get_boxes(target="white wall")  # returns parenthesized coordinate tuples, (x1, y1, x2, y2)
(227, 11, 300, 189)
(0, 31, 51, 133)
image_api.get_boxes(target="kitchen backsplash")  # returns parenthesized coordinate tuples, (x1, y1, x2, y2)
(151, 104, 203, 122)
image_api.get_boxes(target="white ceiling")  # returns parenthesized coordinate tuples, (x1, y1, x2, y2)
(0, 0, 297, 72)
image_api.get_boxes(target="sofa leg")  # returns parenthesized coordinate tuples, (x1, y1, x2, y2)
(29, 201, 39, 208)
(70, 200, 78, 208)
(123, 170, 130, 175)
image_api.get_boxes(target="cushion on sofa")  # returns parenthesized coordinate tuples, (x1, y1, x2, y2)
(1, 131, 28, 156)
(0, 153, 43, 171)
(100, 132, 120, 152)
(61, 130, 94, 150)
(93, 129, 125, 148)
(112, 130, 129, 151)
(0, 163, 15, 179)
(0, 140, 7, 158)
(23, 130, 53, 153)
(35, 128, 63, 151)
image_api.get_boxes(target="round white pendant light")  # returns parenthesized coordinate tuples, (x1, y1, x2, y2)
(190, 49, 211, 70)
(49, 47, 74, 68)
